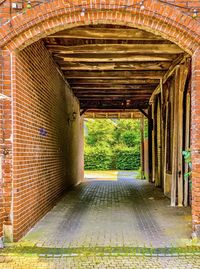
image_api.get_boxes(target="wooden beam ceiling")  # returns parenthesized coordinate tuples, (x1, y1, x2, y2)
(47, 44, 183, 54)
(48, 27, 166, 40)
(55, 54, 178, 62)
(44, 24, 185, 111)
(63, 70, 166, 79)
(59, 62, 171, 71)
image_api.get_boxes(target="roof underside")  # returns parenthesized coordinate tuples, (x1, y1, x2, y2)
(43, 24, 186, 115)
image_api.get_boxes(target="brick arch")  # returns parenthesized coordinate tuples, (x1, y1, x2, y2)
(0, 0, 200, 53)
(1, 0, 200, 242)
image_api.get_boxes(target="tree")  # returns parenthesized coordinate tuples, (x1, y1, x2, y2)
(85, 119, 115, 146)
(84, 118, 143, 170)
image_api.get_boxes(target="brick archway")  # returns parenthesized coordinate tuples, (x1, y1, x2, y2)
(1, 0, 200, 241)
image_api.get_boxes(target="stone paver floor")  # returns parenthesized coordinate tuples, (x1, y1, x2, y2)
(1, 255, 200, 269)
(19, 172, 192, 248)
(1, 171, 199, 269)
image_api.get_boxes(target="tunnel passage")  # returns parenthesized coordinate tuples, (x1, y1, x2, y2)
(44, 24, 191, 203)
(20, 174, 192, 248)
(1, 23, 192, 242)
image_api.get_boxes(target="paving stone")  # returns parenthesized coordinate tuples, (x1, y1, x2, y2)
(18, 175, 192, 248)
(1, 173, 197, 268)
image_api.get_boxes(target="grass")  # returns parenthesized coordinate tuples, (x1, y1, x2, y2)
(1, 245, 200, 258)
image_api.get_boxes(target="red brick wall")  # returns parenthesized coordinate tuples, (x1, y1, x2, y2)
(10, 40, 81, 241)
(0, 104, 3, 243)
(0, 0, 200, 26)
(0, 0, 200, 240)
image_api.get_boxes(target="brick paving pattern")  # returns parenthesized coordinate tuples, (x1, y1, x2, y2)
(1, 255, 200, 269)
(20, 174, 192, 248)
(1, 173, 197, 268)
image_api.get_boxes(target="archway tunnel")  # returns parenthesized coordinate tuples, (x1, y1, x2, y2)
(0, 22, 195, 244)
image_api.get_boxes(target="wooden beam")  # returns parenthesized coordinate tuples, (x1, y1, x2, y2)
(47, 44, 183, 54)
(64, 70, 165, 79)
(59, 62, 171, 71)
(80, 104, 149, 109)
(148, 105, 153, 182)
(138, 108, 151, 119)
(47, 27, 165, 40)
(78, 96, 150, 100)
(177, 63, 189, 206)
(84, 111, 142, 119)
(80, 108, 88, 116)
(56, 54, 178, 62)
(74, 91, 153, 95)
(171, 67, 179, 206)
(141, 116, 145, 179)
(72, 85, 156, 90)
(163, 54, 189, 84)
(68, 79, 160, 85)
(184, 92, 191, 207)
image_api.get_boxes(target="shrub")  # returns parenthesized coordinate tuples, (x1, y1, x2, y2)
(84, 145, 113, 170)
(114, 146, 140, 170)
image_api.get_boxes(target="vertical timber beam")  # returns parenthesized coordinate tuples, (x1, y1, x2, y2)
(164, 100, 169, 195)
(171, 66, 180, 206)
(177, 63, 189, 206)
(140, 115, 145, 179)
(156, 97, 161, 187)
(184, 91, 191, 206)
(148, 105, 153, 182)
(152, 99, 156, 183)
(160, 79, 165, 189)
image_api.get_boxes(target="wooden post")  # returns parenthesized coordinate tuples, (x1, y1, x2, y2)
(164, 100, 169, 195)
(140, 115, 145, 179)
(177, 64, 189, 206)
(171, 67, 179, 206)
(184, 92, 191, 206)
(148, 105, 153, 182)
(155, 97, 161, 187)
(152, 99, 156, 183)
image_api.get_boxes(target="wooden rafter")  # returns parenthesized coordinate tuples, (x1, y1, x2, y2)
(47, 27, 166, 40)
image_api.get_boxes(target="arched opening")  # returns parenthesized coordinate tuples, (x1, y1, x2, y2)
(1, 0, 200, 246)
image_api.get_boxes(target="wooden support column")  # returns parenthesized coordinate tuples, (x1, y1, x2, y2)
(164, 100, 169, 195)
(184, 92, 191, 206)
(177, 63, 189, 206)
(148, 105, 153, 182)
(171, 62, 189, 206)
(155, 97, 162, 187)
(171, 66, 180, 206)
(140, 115, 145, 179)
(160, 79, 165, 189)
(152, 99, 156, 183)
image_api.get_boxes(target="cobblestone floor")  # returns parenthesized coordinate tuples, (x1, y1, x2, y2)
(1, 255, 200, 269)
(19, 173, 192, 248)
(1, 172, 197, 269)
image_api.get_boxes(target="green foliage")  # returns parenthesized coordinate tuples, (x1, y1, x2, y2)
(84, 119, 143, 170)
(114, 146, 140, 170)
(114, 119, 141, 148)
(182, 149, 192, 187)
(85, 119, 115, 146)
(84, 144, 113, 170)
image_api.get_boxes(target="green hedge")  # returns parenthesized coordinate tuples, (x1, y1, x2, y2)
(84, 145, 113, 170)
(114, 147, 140, 170)
(84, 145, 140, 170)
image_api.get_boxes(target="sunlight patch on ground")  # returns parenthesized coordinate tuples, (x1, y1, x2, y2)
(84, 170, 138, 181)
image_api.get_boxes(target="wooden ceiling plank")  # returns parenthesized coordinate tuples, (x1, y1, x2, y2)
(47, 28, 165, 40)
(56, 54, 178, 62)
(64, 70, 165, 79)
(68, 79, 160, 84)
(59, 62, 171, 71)
(47, 44, 183, 54)
(72, 85, 156, 90)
